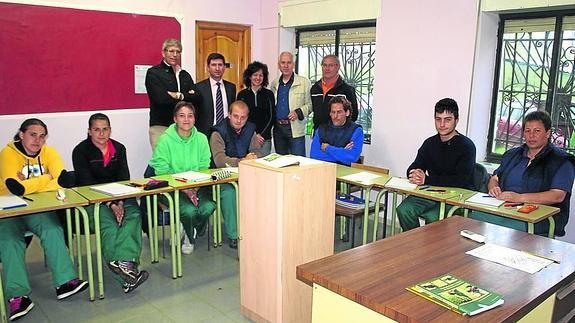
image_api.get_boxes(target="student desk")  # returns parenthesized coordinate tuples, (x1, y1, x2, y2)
(153, 170, 239, 278)
(444, 190, 560, 238)
(0, 189, 93, 322)
(335, 165, 391, 244)
(384, 183, 462, 235)
(73, 183, 174, 294)
(297, 216, 575, 322)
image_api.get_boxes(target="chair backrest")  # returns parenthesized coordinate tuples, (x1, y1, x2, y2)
(143, 165, 156, 178)
(473, 163, 490, 193)
(350, 162, 390, 175)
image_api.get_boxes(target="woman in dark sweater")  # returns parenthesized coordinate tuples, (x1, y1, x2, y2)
(72, 113, 148, 293)
(237, 61, 276, 155)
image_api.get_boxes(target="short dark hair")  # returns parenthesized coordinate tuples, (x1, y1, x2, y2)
(206, 53, 226, 65)
(243, 61, 269, 88)
(434, 98, 459, 119)
(14, 118, 47, 141)
(328, 96, 352, 113)
(173, 101, 196, 117)
(524, 110, 551, 131)
(88, 113, 110, 129)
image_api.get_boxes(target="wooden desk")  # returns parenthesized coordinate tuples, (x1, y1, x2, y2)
(0, 189, 94, 322)
(336, 165, 391, 243)
(445, 192, 559, 238)
(382, 181, 462, 235)
(74, 182, 174, 297)
(153, 170, 239, 278)
(297, 216, 575, 322)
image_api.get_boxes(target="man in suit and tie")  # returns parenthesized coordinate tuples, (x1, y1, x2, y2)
(195, 53, 237, 136)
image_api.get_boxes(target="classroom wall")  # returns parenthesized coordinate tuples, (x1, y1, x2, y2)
(0, 0, 272, 178)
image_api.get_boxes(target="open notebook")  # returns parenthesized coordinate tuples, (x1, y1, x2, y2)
(0, 195, 28, 210)
(90, 183, 141, 197)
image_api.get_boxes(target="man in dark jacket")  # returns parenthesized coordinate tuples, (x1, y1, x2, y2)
(310, 55, 358, 129)
(477, 110, 575, 237)
(145, 39, 201, 149)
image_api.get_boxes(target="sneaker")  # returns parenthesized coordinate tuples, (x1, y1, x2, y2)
(8, 296, 34, 321)
(108, 261, 139, 285)
(122, 270, 149, 293)
(181, 228, 196, 255)
(56, 278, 89, 300)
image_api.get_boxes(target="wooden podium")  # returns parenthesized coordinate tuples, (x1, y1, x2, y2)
(239, 159, 336, 323)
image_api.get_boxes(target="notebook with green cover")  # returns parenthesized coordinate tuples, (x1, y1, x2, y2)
(407, 274, 504, 316)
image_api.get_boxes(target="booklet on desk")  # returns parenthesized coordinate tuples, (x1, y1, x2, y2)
(0, 195, 28, 210)
(90, 183, 141, 197)
(172, 171, 211, 182)
(407, 274, 504, 316)
(466, 193, 504, 207)
(255, 153, 300, 168)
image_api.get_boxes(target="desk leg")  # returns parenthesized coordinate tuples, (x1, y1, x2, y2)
(439, 202, 446, 220)
(362, 187, 372, 245)
(152, 195, 159, 263)
(528, 223, 534, 234)
(216, 185, 222, 247)
(230, 181, 240, 255)
(172, 191, 180, 279)
(66, 209, 74, 262)
(145, 196, 155, 264)
(159, 193, 177, 277)
(548, 217, 555, 239)
(74, 210, 83, 280)
(0, 268, 6, 323)
(371, 189, 387, 242)
(75, 207, 95, 301)
(93, 203, 104, 299)
(446, 206, 461, 218)
(391, 192, 398, 236)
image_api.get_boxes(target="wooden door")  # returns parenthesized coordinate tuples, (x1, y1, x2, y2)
(196, 21, 251, 90)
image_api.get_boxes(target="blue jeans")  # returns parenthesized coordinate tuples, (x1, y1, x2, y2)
(273, 124, 306, 156)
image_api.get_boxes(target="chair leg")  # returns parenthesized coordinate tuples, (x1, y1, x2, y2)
(382, 192, 389, 239)
(351, 217, 356, 248)
(162, 220, 166, 259)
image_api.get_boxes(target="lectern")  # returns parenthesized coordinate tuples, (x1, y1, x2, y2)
(239, 159, 336, 323)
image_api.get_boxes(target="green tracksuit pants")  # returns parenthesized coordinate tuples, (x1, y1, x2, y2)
(396, 196, 454, 231)
(0, 211, 77, 300)
(219, 184, 237, 240)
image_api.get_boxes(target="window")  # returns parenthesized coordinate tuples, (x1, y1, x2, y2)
(487, 12, 575, 160)
(296, 23, 376, 143)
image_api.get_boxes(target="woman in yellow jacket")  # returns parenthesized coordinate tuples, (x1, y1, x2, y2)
(0, 118, 88, 321)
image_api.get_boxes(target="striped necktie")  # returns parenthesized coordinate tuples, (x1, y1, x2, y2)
(215, 82, 224, 124)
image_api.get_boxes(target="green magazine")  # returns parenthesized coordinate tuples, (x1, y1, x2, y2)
(407, 274, 504, 316)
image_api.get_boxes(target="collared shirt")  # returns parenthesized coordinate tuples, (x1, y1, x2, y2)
(210, 77, 229, 125)
(500, 145, 574, 193)
(276, 73, 294, 119)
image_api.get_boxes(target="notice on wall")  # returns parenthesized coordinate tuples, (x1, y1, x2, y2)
(135, 65, 152, 94)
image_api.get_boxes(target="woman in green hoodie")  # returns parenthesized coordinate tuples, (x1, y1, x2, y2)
(148, 101, 216, 253)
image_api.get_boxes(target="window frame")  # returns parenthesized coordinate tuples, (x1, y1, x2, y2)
(486, 9, 575, 162)
(295, 21, 376, 144)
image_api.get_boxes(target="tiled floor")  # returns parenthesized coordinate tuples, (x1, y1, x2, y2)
(11, 216, 382, 322)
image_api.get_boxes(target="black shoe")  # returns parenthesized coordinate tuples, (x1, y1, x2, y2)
(229, 238, 238, 249)
(123, 270, 149, 293)
(56, 278, 89, 300)
(108, 261, 139, 285)
(8, 296, 34, 321)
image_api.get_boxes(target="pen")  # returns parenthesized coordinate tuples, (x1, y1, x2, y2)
(174, 177, 187, 183)
(482, 195, 494, 198)
(427, 189, 446, 193)
(22, 196, 34, 202)
(418, 185, 430, 190)
(522, 251, 560, 264)
(504, 203, 523, 207)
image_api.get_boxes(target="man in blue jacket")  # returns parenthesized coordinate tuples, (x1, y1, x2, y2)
(310, 97, 363, 165)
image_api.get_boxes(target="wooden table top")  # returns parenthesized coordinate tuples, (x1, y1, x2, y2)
(297, 216, 575, 322)
(0, 189, 89, 219)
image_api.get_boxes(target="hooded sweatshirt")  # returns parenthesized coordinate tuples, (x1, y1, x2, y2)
(0, 140, 64, 195)
(148, 123, 211, 175)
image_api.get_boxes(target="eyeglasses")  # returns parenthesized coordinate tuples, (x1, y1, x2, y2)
(164, 49, 182, 55)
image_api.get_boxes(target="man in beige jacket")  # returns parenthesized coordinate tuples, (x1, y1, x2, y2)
(270, 52, 312, 156)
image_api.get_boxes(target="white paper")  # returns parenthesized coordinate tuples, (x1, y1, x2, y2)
(90, 183, 141, 197)
(172, 171, 211, 182)
(466, 192, 504, 207)
(0, 195, 28, 210)
(254, 153, 300, 168)
(466, 244, 553, 274)
(291, 156, 323, 166)
(134, 65, 152, 94)
(340, 171, 382, 184)
(384, 177, 417, 190)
